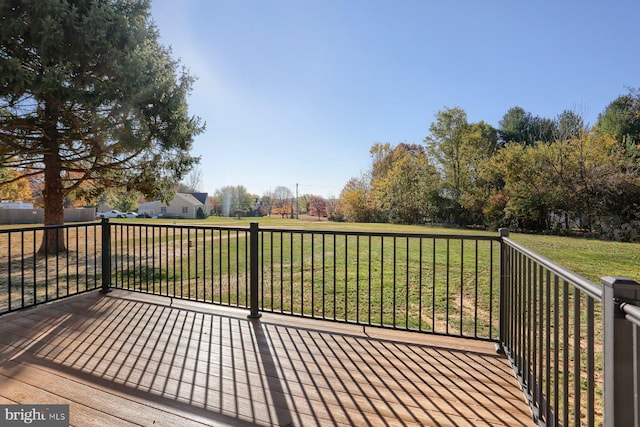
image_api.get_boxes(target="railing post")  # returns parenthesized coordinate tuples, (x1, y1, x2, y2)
(248, 222, 261, 319)
(497, 228, 510, 353)
(602, 276, 640, 427)
(100, 218, 111, 293)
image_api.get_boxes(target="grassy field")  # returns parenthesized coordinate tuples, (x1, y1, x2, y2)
(101, 218, 502, 338)
(2, 216, 636, 288)
(112, 215, 639, 283)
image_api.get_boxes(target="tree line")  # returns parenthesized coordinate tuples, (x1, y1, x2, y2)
(334, 92, 640, 241)
(210, 185, 334, 220)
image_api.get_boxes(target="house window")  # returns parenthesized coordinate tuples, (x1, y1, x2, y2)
(160, 207, 167, 214)
(182, 207, 189, 214)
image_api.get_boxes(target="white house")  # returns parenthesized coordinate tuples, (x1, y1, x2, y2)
(189, 192, 211, 216)
(138, 193, 208, 219)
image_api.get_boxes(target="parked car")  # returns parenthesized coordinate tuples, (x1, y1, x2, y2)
(124, 212, 139, 218)
(96, 209, 126, 218)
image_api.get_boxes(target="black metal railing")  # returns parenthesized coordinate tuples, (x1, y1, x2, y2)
(2, 220, 639, 426)
(0, 222, 102, 314)
(501, 232, 604, 427)
(108, 221, 250, 308)
(105, 221, 501, 339)
(256, 227, 501, 339)
(618, 302, 640, 426)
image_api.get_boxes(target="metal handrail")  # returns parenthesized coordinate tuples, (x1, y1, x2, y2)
(258, 226, 500, 241)
(501, 235, 604, 427)
(503, 236, 603, 301)
(621, 302, 640, 327)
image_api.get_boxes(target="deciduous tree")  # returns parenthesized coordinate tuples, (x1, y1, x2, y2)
(335, 176, 372, 223)
(179, 167, 204, 193)
(370, 143, 438, 224)
(498, 106, 557, 146)
(489, 143, 557, 230)
(594, 90, 640, 159)
(213, 186, 254, 217)
(307, 195, 327, 220)
(424, 107, 498, 224)
(272, 186, 293, 218)
(0, 165, 32, 202)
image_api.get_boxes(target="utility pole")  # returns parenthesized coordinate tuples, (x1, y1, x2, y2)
(295, 182, 299, 219)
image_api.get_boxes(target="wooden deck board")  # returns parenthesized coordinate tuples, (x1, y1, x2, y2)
(0, 290, 533, 426)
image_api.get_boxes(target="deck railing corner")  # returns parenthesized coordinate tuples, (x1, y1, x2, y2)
(497, 227, 510, 354)
(602, 276, 640, 427)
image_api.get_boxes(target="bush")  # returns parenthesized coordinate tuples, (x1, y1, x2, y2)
(196, 207, 208, 219)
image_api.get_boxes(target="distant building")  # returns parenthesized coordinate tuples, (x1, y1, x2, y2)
(188, 192, 211, 216)
(0, 201, 34, 209)
(138, 192, 209, 219)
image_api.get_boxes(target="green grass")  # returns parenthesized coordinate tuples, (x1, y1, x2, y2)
(107, 218, 503, 337)
(510, 232, 639, 283)
(256, 230, 500, 334)
(117, 215, 639, 284)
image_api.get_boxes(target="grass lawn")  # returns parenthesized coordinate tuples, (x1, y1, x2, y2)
(106, 217, 501, 337)
(4, 216, 637, 286)
(116, 215, 639, 284)
(509, 232, 639, 283)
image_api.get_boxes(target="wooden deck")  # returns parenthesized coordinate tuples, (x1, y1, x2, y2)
(0, 290, 533, 426)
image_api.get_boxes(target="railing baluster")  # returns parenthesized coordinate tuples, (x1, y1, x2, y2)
(65, 227, 69, 296)
(7, 233, 11, 311)
(380, 235, 384, 327)
(587, 296, 595, 427)
(356, 235, 360, 324)
(474, 240, 478, 337)
(563, 279, 569, 427)
(344, 234, 348, 321)
(432, 238, 436, 333)
(573, 287, 581, 426)
(526, 257, 532, 398)
(301, 232, 304, 316)
(531, 260, 538, 407)
(489, 240, 494, 338)
(322, 232, 325, 318)
(419, 237, 423, 332)
(311, 233, 315, 318)
(446, 238, 450, 335)
(392, 235, 396, 327)
(368, 235, 372, 325)
(553, 275, 559, 427)
(459, 239, 464, 336)
(20, 230, 25, 306)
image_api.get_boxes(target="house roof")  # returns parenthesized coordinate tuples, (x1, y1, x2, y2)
(172, 192, 203, 207)
(138, 193, 204, 211)
(189, 192, 208, 205)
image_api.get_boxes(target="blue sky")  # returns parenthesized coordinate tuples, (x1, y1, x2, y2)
(150, 0, 639, 198)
